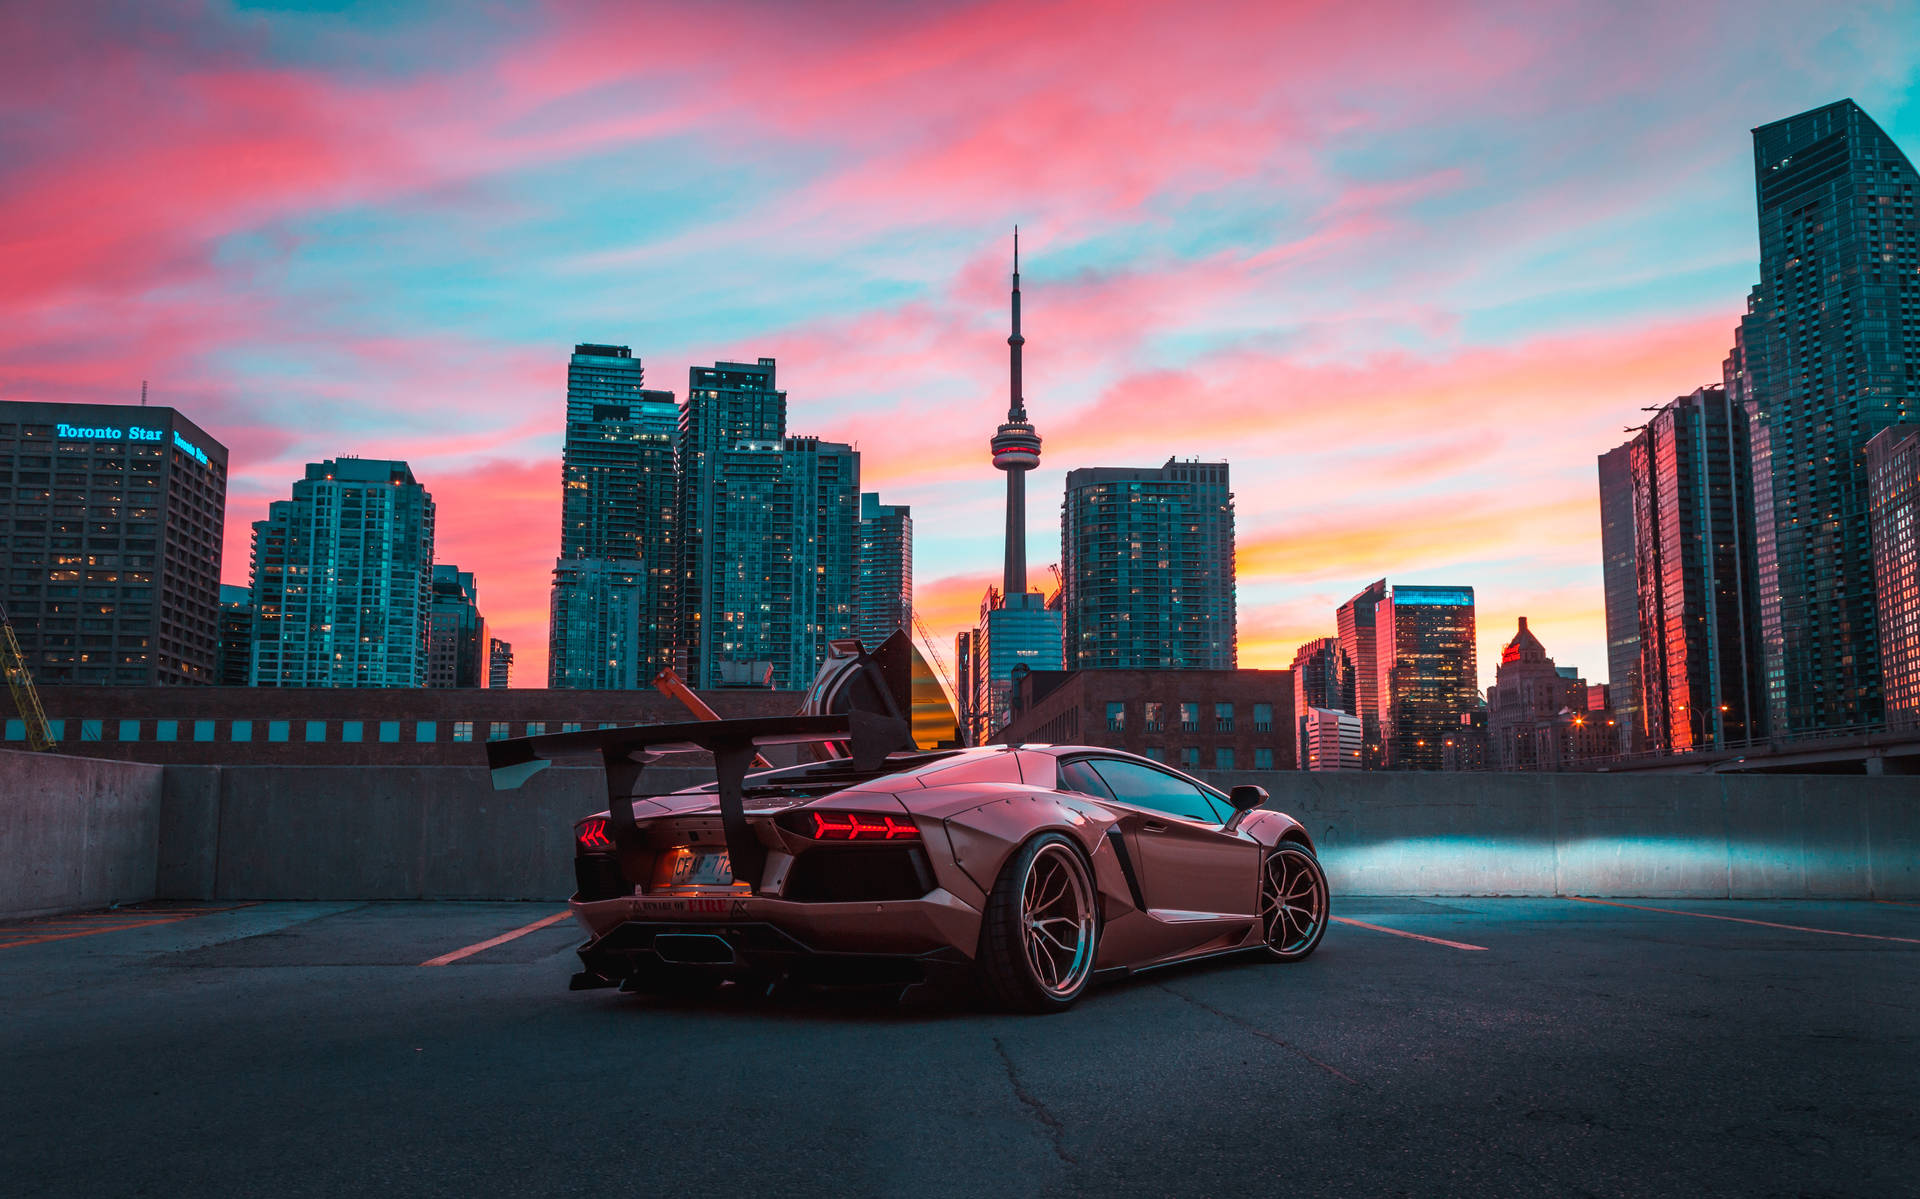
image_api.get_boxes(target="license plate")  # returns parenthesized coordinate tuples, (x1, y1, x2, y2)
(654, 846, 734, 889)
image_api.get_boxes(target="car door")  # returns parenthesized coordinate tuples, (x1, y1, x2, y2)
(1078, 757, 1260, 922)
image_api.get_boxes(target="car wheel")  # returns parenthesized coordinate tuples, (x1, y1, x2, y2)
(977, 833, 1100, 1012)
(1259, 842, 1329, 962)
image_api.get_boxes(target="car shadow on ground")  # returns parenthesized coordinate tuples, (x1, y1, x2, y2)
(577, 944, 1300, 1024)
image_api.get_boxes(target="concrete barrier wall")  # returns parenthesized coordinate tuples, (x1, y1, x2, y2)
(1203, 770, 1920, 898)
(203, 764, 716, 901)
(8, 754, 1918, 914)
(1, 748, 163, 917)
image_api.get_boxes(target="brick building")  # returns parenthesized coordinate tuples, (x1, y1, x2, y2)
(999, 669, 1295, 771)
(14, 686, 803, 766)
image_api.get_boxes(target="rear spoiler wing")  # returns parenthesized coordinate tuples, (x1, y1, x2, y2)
(485, 711, 912, 893)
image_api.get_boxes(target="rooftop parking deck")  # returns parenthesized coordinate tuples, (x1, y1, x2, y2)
(2, 898, 1913, 1197)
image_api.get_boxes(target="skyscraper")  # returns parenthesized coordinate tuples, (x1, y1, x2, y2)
(1865, 425, 1920, 728)
(1596, 443, 1642, 748)
(216, 584, 253, 687)
(855, 493, 912, 651)
(1289, 637, 1354, 769)
(700, 435, 860, 689)
(1627, 385, 1764, 752)
(250, 458, 434, 688)
(1376, 584, 1478, 770)
(1061, 458, 1235, 670)
(427, 565, 486, 689)
(1337, 579, 1388, 767)
(551, 559, 648, 689)
(964, 232, 1064, 742)
(0, 401, 228, 685)
(488, 638, 513, 690)
(549, 343, 677, 688)
(676, 358, 858, 688)
(1733, 100, 1920, 733)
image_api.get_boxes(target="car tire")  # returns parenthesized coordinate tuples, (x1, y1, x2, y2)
(1259, 842, 1330, 962)
(977, 833, 1100, 1013)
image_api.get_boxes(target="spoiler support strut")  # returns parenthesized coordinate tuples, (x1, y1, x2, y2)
(489, 713, 912, 894)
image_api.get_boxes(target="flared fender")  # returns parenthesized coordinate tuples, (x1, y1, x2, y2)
(939, 792, 1136, 918)
(1234, 808, 1314, 853)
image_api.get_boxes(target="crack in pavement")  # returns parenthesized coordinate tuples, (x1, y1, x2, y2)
(1157, 984, 1364, 1087)
(992, 1037, 1076, 1166)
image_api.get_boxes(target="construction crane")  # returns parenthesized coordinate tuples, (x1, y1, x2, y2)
(0, 602, 53, 752)
(1045, 563, 1064, 611)
(651, 667, 773, 768)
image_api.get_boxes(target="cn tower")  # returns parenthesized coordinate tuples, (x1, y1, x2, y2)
(990, 228, 1042, 597)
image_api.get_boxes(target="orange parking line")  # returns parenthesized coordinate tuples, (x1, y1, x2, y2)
(0, 916, 198, 949)
(1566, 897, 1920, 944)
(1331, 915, 1488, 951)
(421, 912, 571, 966)
(0, 903, 258, 950)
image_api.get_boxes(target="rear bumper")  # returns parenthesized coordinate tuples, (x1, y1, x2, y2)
(569, 889, 985, 990)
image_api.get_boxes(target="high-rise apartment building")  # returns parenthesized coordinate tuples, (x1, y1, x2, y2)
(1289, 637, 1354, 769)
(1625, 386, 1764, 751)
(488, 638, 513, 690)
(549, 344, 677, 688)
(1376, 584, 1477, 770)
(216, 584, 252, 686)
(855, 492, 912, 651)
(677, 358, 788, 685)
(1337, 579, 1388, 766)
(0, 401, 228, 685)
(1732, 100, 1919, 733)
(427, 565, 486, 689)
(550, 559, 648, 689)
(1866, 426, 1920, 727)
(1061, 458, 1235, 670)
(250, 458, 434, 688)
(693, 434, 859, 689)
(1596, 443, 1642, 748)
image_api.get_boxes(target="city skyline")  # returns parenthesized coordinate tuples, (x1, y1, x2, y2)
(4, 6, 1918, 689)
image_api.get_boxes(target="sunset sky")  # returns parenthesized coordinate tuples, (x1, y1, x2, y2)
(6, 1, 1919, 689)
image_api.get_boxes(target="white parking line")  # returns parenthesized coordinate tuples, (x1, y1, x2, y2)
(421, 912, 571, 966)
(1331, 915, 1488, 951)
(1566, 897, 1920, 944)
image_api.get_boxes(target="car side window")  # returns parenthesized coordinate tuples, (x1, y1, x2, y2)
(1085, 758, 1222, 824)
(1058, 759, 1116, 800)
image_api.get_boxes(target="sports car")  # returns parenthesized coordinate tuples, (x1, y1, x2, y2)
(486, 638, 1329, 1012)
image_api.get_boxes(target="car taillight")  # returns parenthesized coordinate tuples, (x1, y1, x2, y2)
(576, 817, 614, 852)
(805, 811, 919, 841)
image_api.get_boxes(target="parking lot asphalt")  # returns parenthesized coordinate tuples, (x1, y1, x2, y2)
(1, 897, 1914, 1199)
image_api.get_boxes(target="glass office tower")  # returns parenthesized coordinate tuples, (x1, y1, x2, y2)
(1628, 386, 1764, 752)
(1866, 425, 1920, 728)
(1337, 579, 1388, 767)
(1289, 637, 1354, 770)
(1596, 443, 1642, 748)
(1732, 100, 1920, 732)
(1061, 458, 1235, 670)
(1375, 584, 1477, 770)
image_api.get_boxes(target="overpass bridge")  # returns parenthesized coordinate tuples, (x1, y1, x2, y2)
(1577, 723, 1920, 775)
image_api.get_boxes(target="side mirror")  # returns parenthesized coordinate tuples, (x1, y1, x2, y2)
(1228, 784, 1268, 812)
